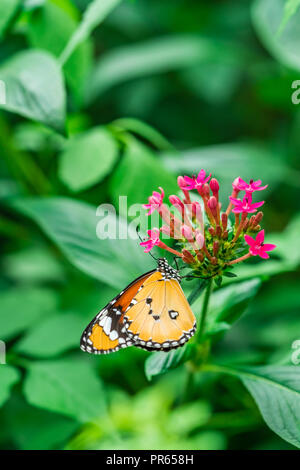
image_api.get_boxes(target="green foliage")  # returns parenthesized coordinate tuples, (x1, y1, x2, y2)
(15, 312, 85, 357)
(253, 0, 300, 70)
(59, 127, 118, 191)
(23, 359, 105, 422)
(0, 366, 21, 407)
(163, 142, 288, 201)
(0, 0, 20, 38)
(0, 50, 66, 131)
(59, 0, 122, 65)
(0, 0, 300, 452)
(0, 287, 59, 341)
(88, 35, 235, 100)
(279, 0, 300, 33)
(109, 136, 178, 209)
(27, 0, 92, 106)
(206, 364, 300, 448)
(145, 344, 196, 381)
(10, 197, 153, 288)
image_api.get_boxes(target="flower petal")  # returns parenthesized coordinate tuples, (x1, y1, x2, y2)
(258, 250, 269, 259)
(244, 234, 255, 247)
(256, 229, 265, 244)
(251, 201, 265, 209)
(263, 243, 277, 252)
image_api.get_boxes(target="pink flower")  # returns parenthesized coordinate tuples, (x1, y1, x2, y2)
(229, 195, 264, 214)
(177, 176, 187, 190)
(140, 228, 161, 253)
(232, 177, 241, 192)
(236, 178, 268, 194)
(244, 230, 276, 259)
(181, 169, 211, 191)
(143, 187, 165, 215)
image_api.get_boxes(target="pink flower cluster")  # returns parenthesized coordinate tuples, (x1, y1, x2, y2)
(141, 171, 276, 276)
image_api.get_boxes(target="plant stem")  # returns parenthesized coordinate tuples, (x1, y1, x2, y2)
(196, 278, 213, 341)
(181, 280, 213, 403)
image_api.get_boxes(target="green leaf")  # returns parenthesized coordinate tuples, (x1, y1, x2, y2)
(0, 366, 21, 407)
(193, 278, 261, 328)
(0, 0, 20, 38)
(167, 401, 211, 435)
(145, 343, 196, 380)
(0, 50, 66, 132)
(270, 213, 300, 266)
(279, 0, 300, 33)
(3, 246, 65, 284)
(88, 35, 234, 100)
(252, 0, 300, 71)
(187, 280, 208, 305)
(27, 0, 92, 106)
(3, 394, 79, 450)
(0, 287, 59, 341)
(109, 136, 178, 210)
(59, 127, 118, 192)
(223, 271, 237, 278)
(23, 359, 106, 422)
(112, 118, 175, 151)
(15, 312, 85, 357)
(60, 0, 121, 65)
(208, 364, 300, 448)
(9, 197, 153, 289)
(204, 321, 231, 338)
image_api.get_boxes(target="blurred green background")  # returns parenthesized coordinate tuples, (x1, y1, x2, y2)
(0, 0, 300, 451)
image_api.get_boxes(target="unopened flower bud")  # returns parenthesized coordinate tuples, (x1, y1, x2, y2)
(249, 215, 255, 227)
(216, 225, 222, 238)
(182, 249, 195, 264)
(211, 257, 218, 265)
(208, 226, 215, 237)
(203, 184, 210, 197)
(181, 224, 194, 241)
(222, 230, 228, 240)
(243, 218, 249, 231)
(169, 195, 184, 208)
(191, 201, 201, 217)
(208, 196, 217, 211)
(213, 241, 219, 256)
(253, 211, 263, 226)
(195, 231, 204, 249)
(221, 213, 228, 230)
(196, 251, 204, 262)
(209, 178, 219, 195)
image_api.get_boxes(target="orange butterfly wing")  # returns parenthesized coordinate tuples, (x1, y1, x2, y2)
(80, 270, 155, 354)
(123, 270, 196, 351)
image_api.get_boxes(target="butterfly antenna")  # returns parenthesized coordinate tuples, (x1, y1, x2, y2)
(173, 255, 188, 271)
(136, 225, 158, 262)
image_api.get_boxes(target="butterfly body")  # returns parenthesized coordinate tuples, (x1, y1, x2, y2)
(80, 258, 196, 355)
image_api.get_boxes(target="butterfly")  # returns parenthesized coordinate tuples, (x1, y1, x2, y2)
(80, 257, 196, 354)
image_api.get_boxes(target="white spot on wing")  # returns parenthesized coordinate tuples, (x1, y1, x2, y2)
(103, 316, 112, 335)
(109, 330, 118, 341)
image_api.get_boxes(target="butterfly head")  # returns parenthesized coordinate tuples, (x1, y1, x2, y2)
(157, 257, 181, 282)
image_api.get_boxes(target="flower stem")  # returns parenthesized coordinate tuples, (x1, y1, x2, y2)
(196, 278, 213, 341)
(181, 279, 213, 403)
(227, 253, 251, 265)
